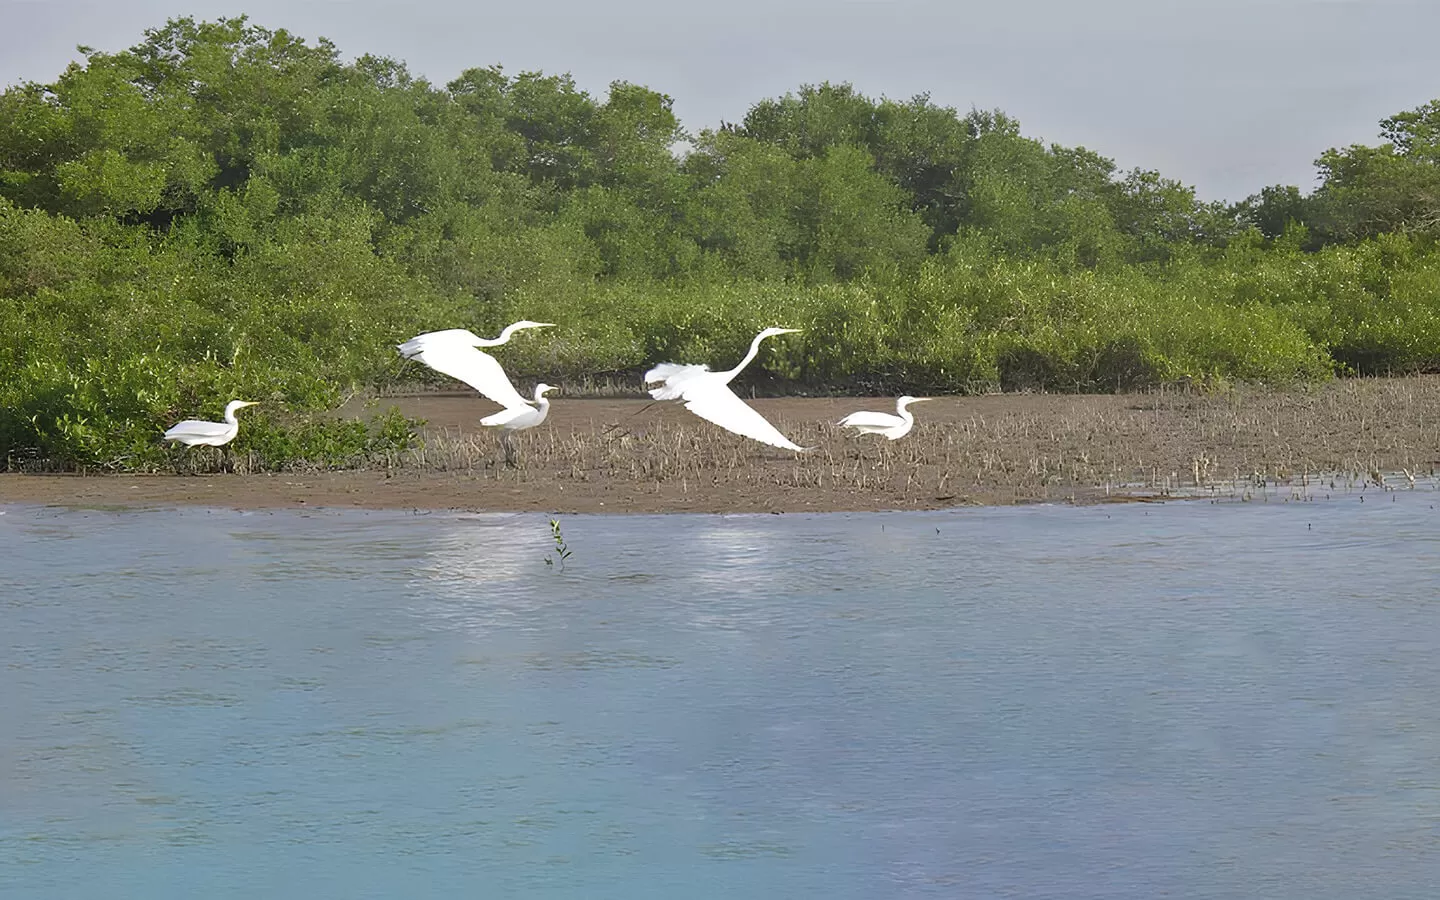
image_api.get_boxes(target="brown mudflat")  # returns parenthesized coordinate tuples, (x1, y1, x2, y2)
(5, 376, 1439, 514)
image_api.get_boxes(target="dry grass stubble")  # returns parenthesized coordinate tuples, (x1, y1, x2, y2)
(398, 376, 1440, 509)
(6, 377, 1436, 513)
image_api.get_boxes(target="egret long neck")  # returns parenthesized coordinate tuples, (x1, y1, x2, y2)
(721, 332, 771, 383)
(476, 323, 522, 348)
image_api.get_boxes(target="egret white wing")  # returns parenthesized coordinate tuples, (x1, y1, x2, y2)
(837, 411, 905, 429)
(644, 362, 711, 400)
(679, 381, 807, 451)
(396, 329, 482, 359)
(406, 341, 531, 411)
(164, 420, 233, 441)
(644, 362, 710, 383)
(480, 405, 539, 428)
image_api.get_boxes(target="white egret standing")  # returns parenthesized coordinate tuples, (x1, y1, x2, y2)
(837, 396, 931, 440)
(163, 400, 258, 447)
(480, 383, 557, 466)
(396, 321, 554, 411)
(643, 327, 807, 451)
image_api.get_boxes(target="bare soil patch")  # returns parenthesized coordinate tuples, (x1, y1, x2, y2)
(5, 377, 1439, 513)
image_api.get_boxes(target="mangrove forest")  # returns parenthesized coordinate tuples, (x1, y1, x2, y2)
(2, 16, 1439, 470)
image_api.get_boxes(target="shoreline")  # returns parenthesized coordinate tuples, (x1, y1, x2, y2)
(4, 377, 1438, 514)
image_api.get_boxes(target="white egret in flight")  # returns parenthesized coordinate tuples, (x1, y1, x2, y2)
(396, 321, 554, 411)
(163, 400, 258, 447)
(644, 327, 808, 451)
(837, 396, 931, 440)
(480, 383, 557, 466)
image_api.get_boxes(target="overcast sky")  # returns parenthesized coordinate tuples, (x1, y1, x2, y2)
(3, 0, 1437, 201)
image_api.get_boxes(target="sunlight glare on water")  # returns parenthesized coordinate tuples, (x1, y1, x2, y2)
(4, 494, 1440, 898)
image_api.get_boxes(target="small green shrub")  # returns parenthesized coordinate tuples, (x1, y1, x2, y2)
(233, 407, 418, 472)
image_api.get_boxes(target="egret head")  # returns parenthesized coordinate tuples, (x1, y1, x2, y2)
(511, 320, 555, 332)
(534, 383, 558, 398)
(897, 396, 931, 408)
(225, 400, 259, 414)
(759, 327, 802, 340)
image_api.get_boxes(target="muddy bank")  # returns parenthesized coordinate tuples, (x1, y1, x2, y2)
(5, 377, 1438, 513)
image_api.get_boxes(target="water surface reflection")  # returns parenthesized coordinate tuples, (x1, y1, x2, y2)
(3, 496, 1440, 898)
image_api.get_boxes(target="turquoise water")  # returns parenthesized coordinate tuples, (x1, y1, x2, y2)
(4, 494, 1440, 898)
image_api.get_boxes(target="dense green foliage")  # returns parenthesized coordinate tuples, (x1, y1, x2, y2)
(1, 16, 1438, 470)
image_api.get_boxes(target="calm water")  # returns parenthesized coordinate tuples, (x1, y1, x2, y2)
(4, 493, 1440, 898)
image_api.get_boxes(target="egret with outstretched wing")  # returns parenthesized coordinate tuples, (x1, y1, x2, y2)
(643, 327, 807, 451)
(396, 320, 553, 411)
(837, 396, 931, 440)
(163, 400, 258, 447)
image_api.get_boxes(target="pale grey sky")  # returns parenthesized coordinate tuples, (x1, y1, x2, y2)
(2, 0, 1437, 200)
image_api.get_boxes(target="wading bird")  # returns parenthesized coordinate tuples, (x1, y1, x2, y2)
(644, 327, 808, 451)
(163, 400, 258, 447)
(396, 321, 554, 411)
(480, 383, 557, 467)
(837, 396, 931, 440)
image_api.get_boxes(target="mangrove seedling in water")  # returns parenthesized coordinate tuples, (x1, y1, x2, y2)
(545, 517, 572, 571)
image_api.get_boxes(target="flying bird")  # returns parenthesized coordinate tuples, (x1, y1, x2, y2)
(837, 396, 931, 440)
(163, 400, 258, 447)
(481, 383, 557, 466)
(643, 327, 807, 451)
(396, 320, 554, 411)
